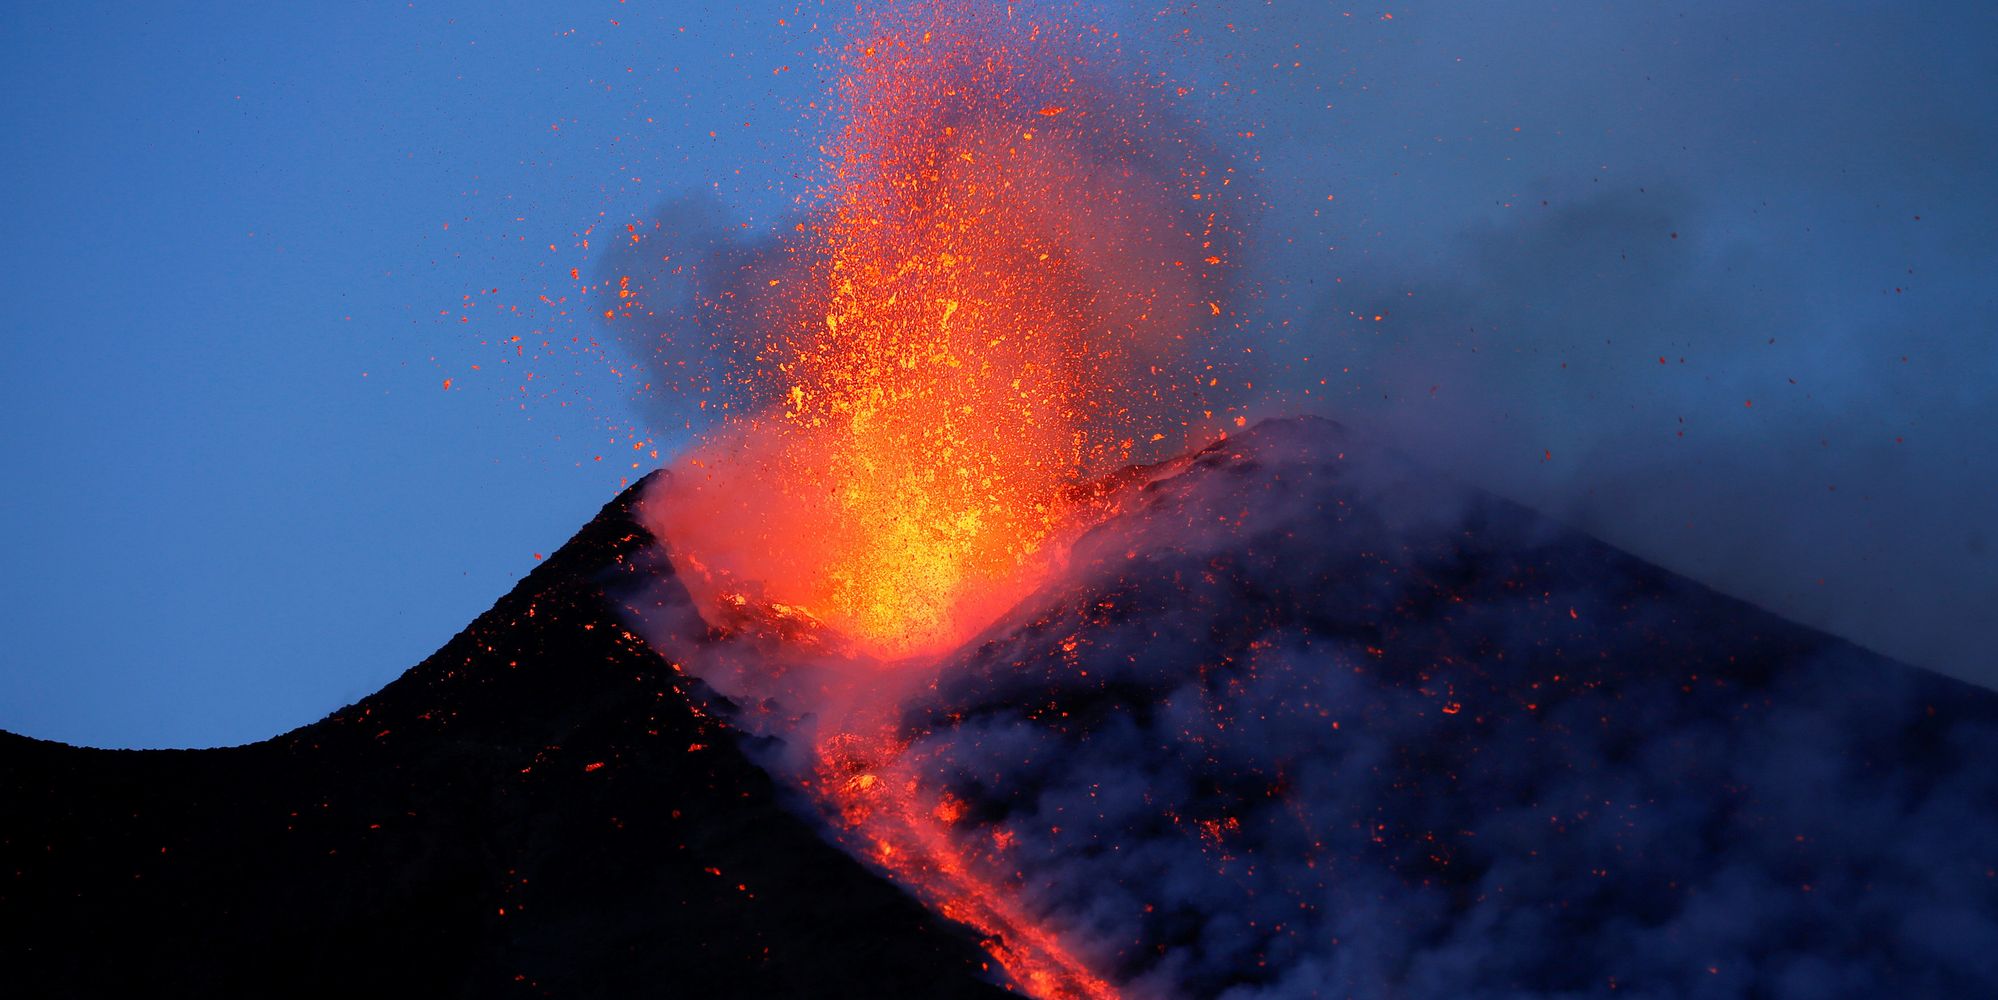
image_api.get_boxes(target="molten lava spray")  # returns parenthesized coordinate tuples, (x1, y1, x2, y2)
(645, 0, 1242, 659)
(632, 2, 1246, 995)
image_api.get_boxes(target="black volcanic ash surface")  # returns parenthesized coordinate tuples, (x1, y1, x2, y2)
(887, 417, 1998, 998)
(0, 479, 1004, 999)
(10, 416, 1996, 1000)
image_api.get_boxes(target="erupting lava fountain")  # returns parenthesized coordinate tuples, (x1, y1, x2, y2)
(629, 3, 1251, 995)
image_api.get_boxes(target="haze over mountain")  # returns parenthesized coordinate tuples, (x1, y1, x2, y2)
(9, 417, 1992, 997)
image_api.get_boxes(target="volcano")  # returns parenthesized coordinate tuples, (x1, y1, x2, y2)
(6, 416, 1996, 998)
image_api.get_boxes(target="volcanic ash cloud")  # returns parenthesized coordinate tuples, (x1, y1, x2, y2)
(623, 416, 1998, 998)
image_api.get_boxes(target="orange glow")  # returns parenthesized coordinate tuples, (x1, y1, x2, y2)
(639, 5, 1244, 993)
(650, 0, 1237, 660)
(818, 724, 1119, 1000)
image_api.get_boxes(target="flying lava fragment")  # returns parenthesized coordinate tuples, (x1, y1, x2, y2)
(641, 0, 1244, 661)
(626, 2, 1251, 994)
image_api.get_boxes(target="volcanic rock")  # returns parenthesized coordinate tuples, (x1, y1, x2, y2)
(7, 416, 1996, 999)
(0, 478, 1006, 999)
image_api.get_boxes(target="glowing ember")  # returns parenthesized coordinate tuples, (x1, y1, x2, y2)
(633, 2, 1246, 994)
(647, 0, 1240, 659)
(817, 725, 1119, 1000)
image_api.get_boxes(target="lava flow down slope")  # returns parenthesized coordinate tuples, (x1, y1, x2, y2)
(607, 5, 1998, 992)
(623, 415, 1998, 999)
(8, 1, 1996, 997)
(7, 418, 1995, 998)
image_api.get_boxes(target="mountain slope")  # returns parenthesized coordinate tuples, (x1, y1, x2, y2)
(862, 416, 1998, 997)
(0, 476, 1005, 998)
(8, 416, 1995, 999)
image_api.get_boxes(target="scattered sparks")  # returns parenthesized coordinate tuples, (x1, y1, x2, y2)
(650, 0, 1240, 660)
(634, 2, 1247, 994)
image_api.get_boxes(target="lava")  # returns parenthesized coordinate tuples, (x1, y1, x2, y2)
(632, 2, 1245, 994)
(648, 463, 1167, 998)
(817, 724, 1119, 1000)
(644, 0, 1241, 660)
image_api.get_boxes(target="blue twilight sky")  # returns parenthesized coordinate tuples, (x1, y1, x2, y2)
(3, 1, 1993, 748)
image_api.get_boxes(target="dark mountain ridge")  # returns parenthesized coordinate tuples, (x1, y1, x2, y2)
(0, 474, 1005, 998)
(6, 415, 1995, 998)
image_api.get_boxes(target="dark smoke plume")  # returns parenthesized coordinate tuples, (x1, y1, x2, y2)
(624, 417, 1998, 997)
